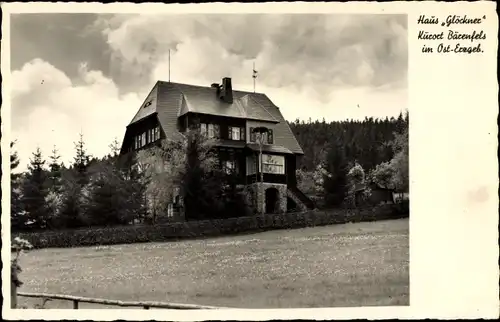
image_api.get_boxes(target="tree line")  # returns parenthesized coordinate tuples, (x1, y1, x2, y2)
(10, 112, 408, 232)
(10, 129, 251, 232)
(291, 111, 409, 207)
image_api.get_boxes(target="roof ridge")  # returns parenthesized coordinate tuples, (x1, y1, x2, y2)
(156, 80, 264, 95)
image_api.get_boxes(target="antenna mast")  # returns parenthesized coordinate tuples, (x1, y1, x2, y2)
(252, 62, 258, 93)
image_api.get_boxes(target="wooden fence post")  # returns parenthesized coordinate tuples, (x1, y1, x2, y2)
(11, 280, 18, 309)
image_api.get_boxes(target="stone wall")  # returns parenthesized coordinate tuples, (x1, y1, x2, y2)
(248, 182, 287, 214)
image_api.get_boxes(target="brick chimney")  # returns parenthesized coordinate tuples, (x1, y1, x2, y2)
(219, 77, 233, 104)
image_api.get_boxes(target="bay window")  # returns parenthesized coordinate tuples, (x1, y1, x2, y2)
(249, 127, 273, 144)
(260, 154, 285, 174)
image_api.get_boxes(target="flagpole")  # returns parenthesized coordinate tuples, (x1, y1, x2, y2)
(168, 49, 171, 82)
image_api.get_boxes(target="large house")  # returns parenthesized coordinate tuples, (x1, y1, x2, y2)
(120, 77, 314, 216)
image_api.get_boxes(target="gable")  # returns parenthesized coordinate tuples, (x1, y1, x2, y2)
(129, 84, 159, 124)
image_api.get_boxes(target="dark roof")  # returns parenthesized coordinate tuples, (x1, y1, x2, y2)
(174, 83, 278, 122)
(127, 80, 304, 155)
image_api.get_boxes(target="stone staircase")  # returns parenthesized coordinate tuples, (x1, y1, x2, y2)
(287, 186, 315, 212)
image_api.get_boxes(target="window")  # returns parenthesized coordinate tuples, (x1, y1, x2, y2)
(167, 203, 174, 217)
(137, 134, 143, 148)
(200, 123, 207, 136)
(249, 128, 273, 144)
(228, 126, 245, 141)
(208, 124, 215, 139)
(229, 126, 240, 140)
(200, 123, 219, 139)
(240, 127, 246, 141)
(150, 128, 155, 143)
(250, 127, 256, 142)
(267, 129, 274, 144)
(134, 136, 140, 150)
(154, 126, 160, 141)
(246, 155, 257, 175)
(223, 159, 237, 174)
(214, 124, 220, 138)
(260, 154, 285, 174)
(141, 133, 146, 147)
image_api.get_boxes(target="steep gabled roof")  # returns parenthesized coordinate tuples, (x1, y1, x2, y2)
(129, 84, 159, 124)
(127, 80, 304, 155)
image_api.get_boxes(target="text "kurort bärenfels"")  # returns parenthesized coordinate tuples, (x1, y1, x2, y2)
(418, 30, 486, 43)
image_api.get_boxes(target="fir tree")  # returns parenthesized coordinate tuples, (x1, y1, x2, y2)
(109, 137, 121, 157)
(85, 147, 145, 227)
(323, 139, 349, 207)
(56, 133, 91, 229)
(73, 132, 91, 186)
(57, 169, 86, 229)
(22, 147, 49, 230)
(48, 145, 63, 193)
(11, 141, 26, 231)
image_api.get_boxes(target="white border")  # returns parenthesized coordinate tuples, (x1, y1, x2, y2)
(2, 1, 499, 320)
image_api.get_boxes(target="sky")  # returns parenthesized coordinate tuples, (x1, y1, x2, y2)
(10, 13, 408, 171)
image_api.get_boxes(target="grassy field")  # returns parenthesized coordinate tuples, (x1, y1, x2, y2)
(17, 218, 409, 309)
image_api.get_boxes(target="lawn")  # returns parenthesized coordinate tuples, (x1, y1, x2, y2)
(17, 218, 409, 309)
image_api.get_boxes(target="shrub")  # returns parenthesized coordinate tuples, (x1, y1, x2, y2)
(15, 205, 407, 249)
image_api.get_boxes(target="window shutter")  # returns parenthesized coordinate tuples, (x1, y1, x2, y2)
(267, 129, 274, 144)
(250, 127, 255, 142)
(240, 127, 246, 141)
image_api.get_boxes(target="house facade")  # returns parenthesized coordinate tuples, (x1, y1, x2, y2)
(120, 77, 314, 217)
